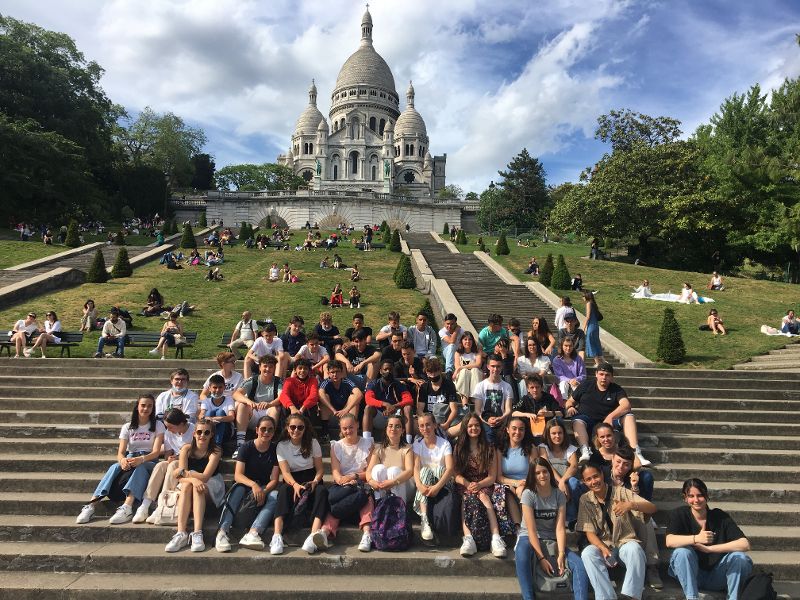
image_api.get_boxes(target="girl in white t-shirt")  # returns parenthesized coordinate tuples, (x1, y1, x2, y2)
(317, 414, 375, 551)
(271, 414, 328, 555)
(26, 310, 62, 358)
(412, 412, 454, 542)
(537, 417, 580, 523)
(76, 394, 164, 525)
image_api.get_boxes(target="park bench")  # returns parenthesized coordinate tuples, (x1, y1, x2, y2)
(125, 331, 197, 358)
(216, 333, 248, 358)
(0, 331, 84, 357)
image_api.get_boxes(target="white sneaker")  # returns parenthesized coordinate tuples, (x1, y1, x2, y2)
(460, 535, 477, 557)
(165, 531, 189, 552)
(160, 356, 166, 360)
(190, 531, 205, 552)
(358, 531, 372, 552)
(76, 504, 95, 524)
(269, 534, 284, 555)
(312, 528, 331, 549)
(302, 533, 318, 554)
(215, 530, 231, 552)
(635, 448, 652, 467)
(132, 504, 150, 524)
(491, 536, 507, 558)
(578, 446, 592, 464)
(23, 348, 32, 357)
(108, 504, 133, 524)
(145, 512, 157, 524)
(239, 531, 265, 550)
(421, 516, 434, 541)
(148, 348, 159, 355)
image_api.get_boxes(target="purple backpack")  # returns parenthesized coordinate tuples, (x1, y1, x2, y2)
(371, 493, 412, 551)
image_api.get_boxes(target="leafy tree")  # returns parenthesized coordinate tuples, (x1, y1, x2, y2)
(214, 163, 305, 191)
(539, 254, 554, 287)
(390, 229, 401, 252)
(495, 148, 550, 230)
(190, 153, 216, 190)
(379, 220, 388, 232)
(0, 16, 117, 223)
(495, 232, 510, 255)
(394, 254, 416, 289)
(442, 222, 450, 235)
(657, 308, 686, 364)
(551, 254, 571, 289)
(437, 184, 464, 201)
(120, 205, 134, 221)
(180, 223, 197, 249)
(113, 163, 167, 218)
(111, 247, 132, 278)
(199, 211, 207, 227)
(64, 220, 80, 247)
(596, 108, 682, 152)
(85, 248, 108, 283)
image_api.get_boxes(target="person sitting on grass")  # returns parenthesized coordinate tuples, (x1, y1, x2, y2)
(268, 262, 280, 281)
(330, 283, 344, 308)
(350, 264, 360, 281)
(708, 271, 724, 291)
(707, 308, 726, 336)
(349, 286, 361, 309)
(571, 273, 584, 291)
(26, 310, 61, 358)
(80, 299, 97, 332)
(143, 288, 164, 316)
(523, 257, 539, 275)
(782, 309, 799, 334)
(679, 282, 699, 304)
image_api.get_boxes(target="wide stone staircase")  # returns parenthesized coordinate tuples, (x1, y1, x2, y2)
(734, 340, 800, 372)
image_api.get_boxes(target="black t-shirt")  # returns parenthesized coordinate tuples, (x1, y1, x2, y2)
(512, 391, 560, 415)
(345, 344, 378, 367)
(572, 380, 627, 421)
(320, 378, 356, 411)
(418, 378, 458, 413)
(345, 326, 373, 341)
(666, 505, 746, 570)
(380, 346, 402, 363)
(281, 331, 307, 357)
(236, 440, 278, 486)
(314, 324, 341, 353)
(394, 356, 424, 380)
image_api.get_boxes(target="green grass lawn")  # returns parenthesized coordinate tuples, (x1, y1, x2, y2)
(471, 235, 799, 369)
(0, 240, 66, 269)
(0, 233, 423, 359)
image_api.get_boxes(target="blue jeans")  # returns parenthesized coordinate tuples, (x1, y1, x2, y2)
(92, 453, 155, 502)
(97, 336, 125, 356)
(566, 477, 586, 523)
(582, 541, 645, 600)
(515, 535, 589, 600)
(219, 484, 279, 534)
(204, 405, 230, 445)
(442, 344, 455, 373)
(668, 547, 752, 600)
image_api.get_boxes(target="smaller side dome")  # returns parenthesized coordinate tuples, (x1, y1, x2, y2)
(294, 79, 324, 136)
(317, 118, 328, 132)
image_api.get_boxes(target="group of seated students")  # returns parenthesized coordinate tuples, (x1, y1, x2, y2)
(71, 305, 755, 600)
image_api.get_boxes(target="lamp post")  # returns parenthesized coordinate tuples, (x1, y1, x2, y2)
(488, 180, 495, 237)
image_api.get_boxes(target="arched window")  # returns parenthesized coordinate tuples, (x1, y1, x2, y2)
(350, 117, 360, 139)
(379, 119, 386, 135)
(333, 165, 338, 180)
(369, 117, 376, 132)
(309, 143, 313, 154)
(371, 165, 377, 181)
(410, 144, 415, 156)
(340, 118, 345, 130)
(349, 151, 359, 175)
(332, 154, 340, 180)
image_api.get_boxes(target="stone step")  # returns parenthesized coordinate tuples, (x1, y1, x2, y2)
(0, 398, 139, 411)
(625, 386, 800, 400)
(614, 368, 800, 381)
(650, 480, 800, 504)
(0, 376, 196, 388)
(616, 374, 800, 390)
(0, 358, 217, 370)
(632, 396, 799, 411)
(0, 410, 128, 425)
(639, 419, 800, 436)
(654, 463, 800, 484)
(734, 362, 800, 371)
(641, 432, 799, 451)
(635, 408, 800, 423)
(751, 353, 800, 362)
(640, 447, 800, 467)
(1, 515, 797, 552)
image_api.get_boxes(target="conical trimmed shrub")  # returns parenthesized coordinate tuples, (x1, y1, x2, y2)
(180, 223, 197, 249)
(380, 220, 388, 232)
(496, 232, 510, 255)
(111, 247, 133, 278)
(551, 254, 572, 289)
(442, 222, 450, 235)
(199, 211, 207, 227)
(114, 230, 126, 246)
(382, 227, 391, 244)
(86, 249, 109, 283)
(64, 220, 80, 248)
(657, 308, 686, 364)
(456, 229, 467, 245)
(394, 254, 416, 289)
(390, 229, 401, 252)
(539, 254, 554, 287)
(265, 215, 272, 229)
(169, 219, 179, 235)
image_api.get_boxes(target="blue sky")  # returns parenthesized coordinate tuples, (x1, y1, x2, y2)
(3, 0, 799, 193)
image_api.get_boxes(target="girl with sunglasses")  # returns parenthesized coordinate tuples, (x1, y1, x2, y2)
(215, 416, 282, 553)
(272, 414, 329, 554)
(165, 419, 224, 552)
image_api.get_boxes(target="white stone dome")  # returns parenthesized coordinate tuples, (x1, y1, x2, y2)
(294, 80, 324, 135)
(395, 107, 427, 137)
(335, 46, 396, 94)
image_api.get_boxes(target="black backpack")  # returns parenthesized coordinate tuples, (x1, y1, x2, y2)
(739, 571, 777, 600)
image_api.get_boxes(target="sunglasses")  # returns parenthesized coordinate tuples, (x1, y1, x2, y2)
(257, 427, 275, 433)
(195, 430, 212, 437)
(288, 424, 305, 431)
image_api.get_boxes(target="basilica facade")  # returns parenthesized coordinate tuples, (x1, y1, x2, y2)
(277, 7, 446, 197)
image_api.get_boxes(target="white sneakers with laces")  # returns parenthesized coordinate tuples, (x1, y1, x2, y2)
(302, 533, 318, 554)
(420, 515, 434, 541)
(460, 534, 477, 556)
(215, 530, 231, 553)
(131, 504, 150, 524)
(635, 447, 652, 467)
(108, 504, 133, 524)
(76, 504, 95, 524)
(490, 535, 507, 558)
(269, 534, 284, 555)
(190, 531, 205, 552)
(312, 528, 331, 549)
(578, 446, 592, 464)
(358, 531, 372, 552)
(165, 531, 189, 552)
(239, 531, 265, 550)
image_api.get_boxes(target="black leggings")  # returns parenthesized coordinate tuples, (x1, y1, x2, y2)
(274, 468, 329, 524)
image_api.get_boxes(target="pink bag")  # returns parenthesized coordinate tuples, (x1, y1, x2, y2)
(549, 383, 565, 408)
